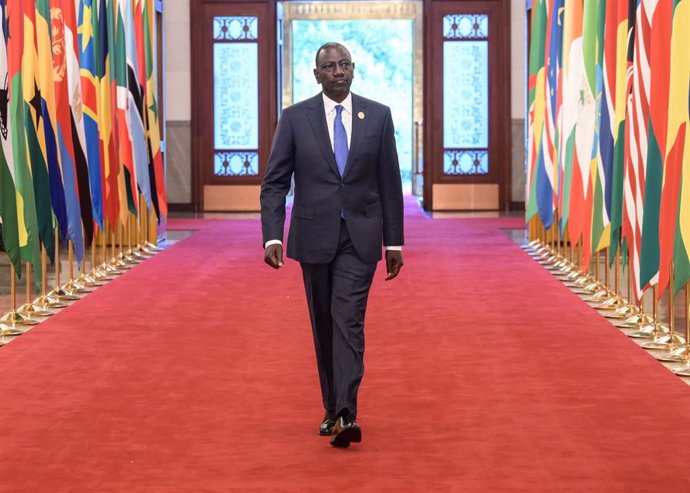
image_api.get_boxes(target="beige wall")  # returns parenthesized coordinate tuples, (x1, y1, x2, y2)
(163, 0, 527, 205)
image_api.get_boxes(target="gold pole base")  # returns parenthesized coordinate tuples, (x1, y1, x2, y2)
(602, 303, 637, 319)
(655, 344, 690, 363)
(0, 333, 14, 345)
(0, 311, 40, 326)
(592, 295, 629, 312)
(136, 243, 156, 257)
(118, 252, 139, 265)
(615, 311, 652, 328)
(17, 303, 54, 318)
(522, 239, 542, 249)
(91, 266, 115, 278)
(563, 275, 596, 288)
(0, 322, 25, 336)
(626, 322, 669, 339)
(64, 279, 93, 294)
(580, 286, 610, 302)
(536, 254, 558, 266)
(144, 241, 162, 252)
(673, 365, 690, 377)
(34, 294, 68, 310)
(110, 257, 132, 270)
(49, 288, 80, 301)
(77, 273, 105, 287)
(642, 332, 686, 350)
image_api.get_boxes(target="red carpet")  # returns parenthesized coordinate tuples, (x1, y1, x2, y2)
(1, 202, 690, 492)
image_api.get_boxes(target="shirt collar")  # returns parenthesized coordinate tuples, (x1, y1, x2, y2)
(322, 92, 352, 115)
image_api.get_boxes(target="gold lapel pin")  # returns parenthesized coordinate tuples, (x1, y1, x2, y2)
(358, 111, 365, 120)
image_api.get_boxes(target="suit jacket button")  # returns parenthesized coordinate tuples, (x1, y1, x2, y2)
(340, 183, 344, 188)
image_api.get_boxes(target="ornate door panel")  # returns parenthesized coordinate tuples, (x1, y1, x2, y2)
(191, 0, 276, 211)
(424, 0, 511, 210)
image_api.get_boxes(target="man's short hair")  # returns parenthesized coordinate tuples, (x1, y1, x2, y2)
(315, 42, 351, 67)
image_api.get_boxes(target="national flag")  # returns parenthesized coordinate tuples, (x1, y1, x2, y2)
(143, 0, 166, 219)
(98, 0, 121, 231)
(6, 0, 42, 283)
(114, 0, 138, 216)
(537, 0, 563, 230)
(661, 0, 690, 295)
(622, 0, 651, 301)
(49, 0, 85, 262)
(609, 0, 633, 264)
(0, 0, 22, 275)
(123, 0, 152, 210)
(558, 0, 584, 241)
(35, 0, 69, 246)
(78, 0, 105, 231)
(639, 0, 672, 292)
(592, 0, 617, 253)
(570, 0, 598, 267)
(674, 74, 690, 294)
(62, 0, 95, 248)
(526, 0, 548, 224)
(22, 0, 55, 259)
(526, 0, 546, 223)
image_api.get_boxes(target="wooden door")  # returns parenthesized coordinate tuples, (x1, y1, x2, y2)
(191, 0, 276, 211)
(423, 0, 511, 210)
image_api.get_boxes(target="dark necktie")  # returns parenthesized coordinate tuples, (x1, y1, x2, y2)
(334, 105, 348, 177)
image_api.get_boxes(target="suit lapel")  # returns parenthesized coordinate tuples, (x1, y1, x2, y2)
(342, 93, 368, 180)
(306, 95, 341, 178)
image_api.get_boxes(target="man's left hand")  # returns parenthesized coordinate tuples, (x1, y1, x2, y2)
(385, 250, 404, 281)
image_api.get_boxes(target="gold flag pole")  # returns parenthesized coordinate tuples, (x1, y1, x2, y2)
(139, 209, 161, 256)
(124, 214, 135, 261)
(102, 223, 121, 275)
(136, 206, 154, 257)
(671, 285, 690, 374)
(582, 249, 610, 300)
(128, 213, 145, 260)
(17, 261, 52, 317)
(62, 241, 87, 296)
(49, 229, 79, 301)
(600, 248, 635, 318)
(89, 226, 109, 280)
(0, 264, 38, 332)
(78, 225, 103, 287)
(563, 240, 586, 284)
(34, 246, 67, 310)
(143, 205, 161, 252)
(109, 222, 128, 270)
(642, 270, 684, 350)
(528, 221, 548, 257)
(116, 220, 134, 267)
(617, 254, 652, 329)
(543, 224, 563, 269)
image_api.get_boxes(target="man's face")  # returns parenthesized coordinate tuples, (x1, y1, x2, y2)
(313, 46, 355, 102)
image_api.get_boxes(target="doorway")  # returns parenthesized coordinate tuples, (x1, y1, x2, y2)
(190, 0, 511, 212)
(280, 1, 424, 194)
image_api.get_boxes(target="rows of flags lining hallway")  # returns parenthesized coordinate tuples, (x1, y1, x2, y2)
(526, 0, 690, 303)
(0, 0, 167, 295)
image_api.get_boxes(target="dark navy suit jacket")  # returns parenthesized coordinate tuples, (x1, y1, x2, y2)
(260, 93, 404, 265)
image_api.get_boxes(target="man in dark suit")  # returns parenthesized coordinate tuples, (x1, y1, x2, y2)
(260, 42, 404, 448)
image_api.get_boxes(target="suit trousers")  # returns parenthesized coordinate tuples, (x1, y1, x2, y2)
(300, 219, 377, 419)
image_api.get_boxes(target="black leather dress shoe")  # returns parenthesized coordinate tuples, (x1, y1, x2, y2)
(319, 412, 336, 436)
(330, 416, 362, 448)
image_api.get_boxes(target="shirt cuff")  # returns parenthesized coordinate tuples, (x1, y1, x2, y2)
(385, 246, 402, 251)
(264, 239, 283, 249)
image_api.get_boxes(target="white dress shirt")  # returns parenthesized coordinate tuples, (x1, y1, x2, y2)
(265, 92, 401, 252)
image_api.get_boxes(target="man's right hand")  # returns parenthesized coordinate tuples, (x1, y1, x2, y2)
(264, 244, 284, 269)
